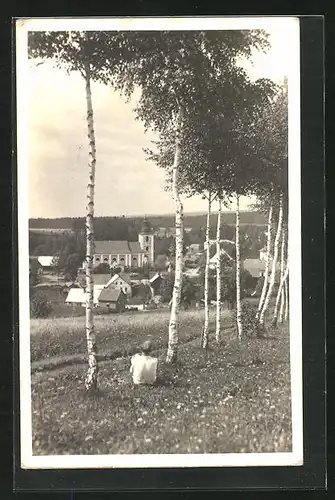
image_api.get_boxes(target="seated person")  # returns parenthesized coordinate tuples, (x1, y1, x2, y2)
(130, 340, 158, 385)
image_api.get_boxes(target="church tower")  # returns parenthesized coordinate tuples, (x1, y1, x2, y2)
(138, 216, 155, 266)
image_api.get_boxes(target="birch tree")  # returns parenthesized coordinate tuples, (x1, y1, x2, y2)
(202, 192, 214, 348)
(166, 104, 184, 362)
(278, 225, 287, 324)
(259, 193, 284, 326)
(215, 198, 222, 343)
(28, 31, 116, 391)
(284, 277, 289, 322)
(256, 203, 273, 320)
(235, 195, 243, 340)
(255, 85, 288, 331)
(272, 263, 289, 327)
(130, 30, 274, 351)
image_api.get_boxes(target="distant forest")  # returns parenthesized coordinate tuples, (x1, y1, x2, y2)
(29, 211, 268, 262)
(29, 211, 267, 233)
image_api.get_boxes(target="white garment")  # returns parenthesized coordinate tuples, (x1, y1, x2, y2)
(130, 353, 158, 385)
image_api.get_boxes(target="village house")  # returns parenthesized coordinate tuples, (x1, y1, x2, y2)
(208, 242, 235, 270)
(243, 258, 266, 282)
(98, 288, 126, 312)
(148, 272, 165, 301)
(125, 297, 146, 311)
(92, 217, 155, 269)
(107, 272, 132, 297)
(31, 255, 57, 272)
(66, 272, 132, 308)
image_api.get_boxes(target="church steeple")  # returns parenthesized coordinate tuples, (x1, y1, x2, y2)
(140, 216, 152, 234)
(138, 216, 155, 265)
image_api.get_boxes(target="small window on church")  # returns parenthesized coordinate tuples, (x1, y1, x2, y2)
(146, 236, 149, 242)
(104, 258, 108, 262)
(96, 258, 100, 262)
(146, 246, 149, 251)
(125, 287, 127, 292)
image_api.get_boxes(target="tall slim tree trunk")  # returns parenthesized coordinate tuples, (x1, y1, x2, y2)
(166, 104, 184, 363)
(256, 204, 273, 320)
(272, 264, 289, 327)
(278, 227, 286, 323)
(236, 195, 243, 341)
(284, 276, 289, 322)
(259, 193, 284, 327)
(84, 62, 98, 392)
(284, 232, 289, 322)
(215, 198, 222, 343)
(202, 193, 212, 349)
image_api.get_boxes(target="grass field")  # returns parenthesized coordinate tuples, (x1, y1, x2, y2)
(30, 308, 291, 456)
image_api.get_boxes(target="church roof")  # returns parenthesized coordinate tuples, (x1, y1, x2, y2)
(94, 241, 144, 254)
(128, 241, 143, 253)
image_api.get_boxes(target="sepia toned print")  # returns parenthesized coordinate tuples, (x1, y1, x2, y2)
(16, 16, 302, 469)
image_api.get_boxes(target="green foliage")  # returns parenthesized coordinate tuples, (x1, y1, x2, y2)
(30, 292, 53, 319)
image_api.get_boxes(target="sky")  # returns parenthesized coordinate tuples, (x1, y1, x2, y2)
(26, 22, 294, 219)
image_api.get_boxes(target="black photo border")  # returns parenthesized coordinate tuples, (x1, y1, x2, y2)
(11, 14, 326, 492)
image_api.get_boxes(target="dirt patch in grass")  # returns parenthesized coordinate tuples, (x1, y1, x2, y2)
(31, 321, 291, 456)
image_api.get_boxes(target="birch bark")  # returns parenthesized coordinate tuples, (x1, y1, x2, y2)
(166, 104, 184, 363)
(256, 205, 273, 320)
(84, 61, 98, 392)
(215, 198, 222, 343)
(259, 194, 284, 327)
(202, 194, 212, 348)
(278, 227, 286, 324)
(235, 195, 243, 341)
(272, 264, 289, 326)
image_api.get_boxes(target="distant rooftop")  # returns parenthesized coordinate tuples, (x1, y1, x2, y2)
(94, 241, 143, 254)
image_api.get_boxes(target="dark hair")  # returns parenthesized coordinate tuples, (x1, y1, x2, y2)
(141, 340, 152, 354)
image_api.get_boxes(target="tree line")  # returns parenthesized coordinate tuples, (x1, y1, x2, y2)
(29, 29, 289, 392)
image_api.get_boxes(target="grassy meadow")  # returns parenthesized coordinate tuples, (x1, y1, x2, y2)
(30, 308, 292, 456)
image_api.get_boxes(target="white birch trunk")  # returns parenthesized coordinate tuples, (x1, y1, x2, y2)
(278, 227, 286, 323)
(202, 194, 212, 349)
(259, 194, 284, 327)
(272, 264, 289, 326)
(166, 104, 184, 363)
(284, 231, 289, 322)
(84, 62, 98, 392)
(284, 276, 289, 322)
(215, 198, 222, 343)
(256, 204, 273, 320)
(235, 195, 243, 341)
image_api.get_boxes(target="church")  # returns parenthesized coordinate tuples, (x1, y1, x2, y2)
(92, 217, 155, 269)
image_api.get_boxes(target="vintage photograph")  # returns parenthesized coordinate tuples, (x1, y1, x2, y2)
(16, 17, 303, 469)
